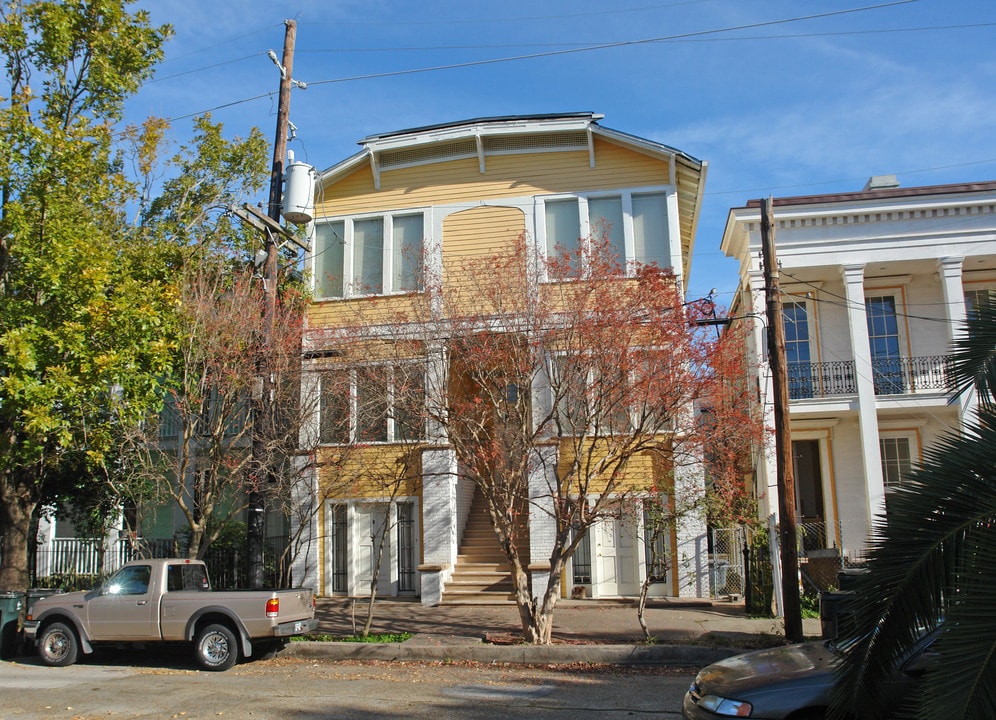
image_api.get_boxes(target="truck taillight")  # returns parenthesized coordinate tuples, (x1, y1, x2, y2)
(266, 598, 279, 618)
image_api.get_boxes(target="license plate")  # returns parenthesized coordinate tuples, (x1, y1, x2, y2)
(294, 621, 308, 633)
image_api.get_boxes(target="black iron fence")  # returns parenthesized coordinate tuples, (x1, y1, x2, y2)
(30, 535, 290, 590)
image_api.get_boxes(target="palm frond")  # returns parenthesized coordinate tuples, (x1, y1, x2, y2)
(831, 413, 996, 720)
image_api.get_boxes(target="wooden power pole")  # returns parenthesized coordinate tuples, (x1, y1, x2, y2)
(760, 196, 804, 642)
(248, 19, 296, 589)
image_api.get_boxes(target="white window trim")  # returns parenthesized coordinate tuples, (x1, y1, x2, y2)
(535, 186, 673, 280)
(313, 209, 428, 300)
(319, 363, 426, 446)
(325, 497, 421, 598)
(878, 431, 919, 491)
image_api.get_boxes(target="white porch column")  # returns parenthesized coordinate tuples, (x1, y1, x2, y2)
(748, 269, 777, 518)
(674, 457, 711, 598)
(289, 455, 319, 591)
(528, 443, 558, 601)
(418, 447, 457, 606)
(841, 264, 885, 550)
(292, 369, 322, 591)
(937, 256, 975, 424)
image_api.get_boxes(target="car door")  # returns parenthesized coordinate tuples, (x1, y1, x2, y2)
(86, 564, 158, 641)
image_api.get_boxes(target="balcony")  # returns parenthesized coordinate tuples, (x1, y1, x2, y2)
(788, 361, 857, 400)
(788, 355, 950, 400)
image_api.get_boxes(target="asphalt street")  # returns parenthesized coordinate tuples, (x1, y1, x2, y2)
(0, 653, 695, 719)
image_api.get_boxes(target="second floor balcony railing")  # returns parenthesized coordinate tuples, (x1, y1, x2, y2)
(788, 355, 950, 400)
(788, 360, 857, 399)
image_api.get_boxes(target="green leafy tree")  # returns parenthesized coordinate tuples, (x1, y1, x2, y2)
(832, 296, 996, 720)
(0, 0, 172, 589)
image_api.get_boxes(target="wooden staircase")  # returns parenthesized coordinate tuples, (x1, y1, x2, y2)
(441, 491, 526, 604)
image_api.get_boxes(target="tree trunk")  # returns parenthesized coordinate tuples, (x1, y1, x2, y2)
(0, 475, 37, 590)
(637, 576, 652, 640)
(511, 560, 563, 645)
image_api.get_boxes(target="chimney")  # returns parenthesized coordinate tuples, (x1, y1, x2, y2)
(863, 175, 900, 191)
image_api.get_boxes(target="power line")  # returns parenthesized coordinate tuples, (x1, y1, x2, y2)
(304, 1, 919, 89)
(163, 0, 920, 122)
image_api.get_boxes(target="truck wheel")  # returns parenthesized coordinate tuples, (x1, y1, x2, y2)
(195, 623, 238, 671)
(38, 622, 79, 667)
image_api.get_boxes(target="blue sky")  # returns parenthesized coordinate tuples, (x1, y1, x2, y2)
(128, 0, 996, 304)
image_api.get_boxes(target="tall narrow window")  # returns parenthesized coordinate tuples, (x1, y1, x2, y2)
(397, 502, 416, 592)
(328, 504, 347, 593)
(587, 196, 625, 265)
(632, 193, 669, 269)
(965, 288, 996, 324)
(314, 221, 345, 298)
(393, 363, 426, 442)
(545, 199, 581, 277)
(571, 526, 592, 585)
(392, 214, 424, 293)
(880, 437, 913, 489)
(353, 218, 384, 294)
(319, 372, 350, 444)
(783, 302, 812, 399)
(355, 365, 389, 442)
(866, 296, 903, 394)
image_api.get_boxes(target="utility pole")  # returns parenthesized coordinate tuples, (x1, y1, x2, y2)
(760, 196, 803, 642)
(248, 19, 296, 590)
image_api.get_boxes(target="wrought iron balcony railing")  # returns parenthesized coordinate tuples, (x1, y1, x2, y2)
(787, 355, 950, 400)
(788, 361, 857, 399)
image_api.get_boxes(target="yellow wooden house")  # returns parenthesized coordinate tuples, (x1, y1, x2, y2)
(292, 113, 712, 603)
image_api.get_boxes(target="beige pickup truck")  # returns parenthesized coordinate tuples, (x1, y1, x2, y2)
(23, 558, 317, 671)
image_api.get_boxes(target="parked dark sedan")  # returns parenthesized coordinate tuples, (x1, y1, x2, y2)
(682, 630, 938, 719)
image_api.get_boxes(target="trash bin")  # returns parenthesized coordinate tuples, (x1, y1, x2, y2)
(0, 590, 25, 660)
(820, 590, 855, 640)
(836, 567, 869, 591)
(25, 588, 64, 619)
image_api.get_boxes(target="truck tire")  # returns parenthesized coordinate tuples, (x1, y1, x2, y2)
(194, 623, 238, 671)
(37, 622, 79, 667)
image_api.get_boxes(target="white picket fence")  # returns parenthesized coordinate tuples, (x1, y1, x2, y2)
(33, 537, 134, 580)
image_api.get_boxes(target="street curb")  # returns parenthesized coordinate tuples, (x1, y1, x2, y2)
(281, 640, 739, 666)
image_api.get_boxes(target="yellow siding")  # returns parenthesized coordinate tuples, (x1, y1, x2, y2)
(307, 293, 430, 330)
(441, 206, 527, 310)
(315, 139, 672, 219)
(317, 445, 422, 498)
(556, 440, 662, 493)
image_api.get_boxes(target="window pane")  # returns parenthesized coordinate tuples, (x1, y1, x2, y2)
(356, 366, 389, 441)
(314, 221, 344, 298)
(320, 372, 350, 444)
(880, 437, 912, 488)
(393, 363, 425, 442)
(866, 296, 903, 394)
(587, 196, 624, 267)
(552, 355, 587, 434)
(545, 199, 581, 276)
(783, 302, 813, 399)
(392, 214, 423, 293)
(353, 218, 384, 294)
(632, 193, 669, 269)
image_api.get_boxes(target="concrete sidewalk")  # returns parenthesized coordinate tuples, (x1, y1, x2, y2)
(282, 597, 822, 667)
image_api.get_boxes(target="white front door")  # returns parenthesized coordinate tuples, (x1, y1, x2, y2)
(595, 512, 640, 597)
(354, 504, 390, 596)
